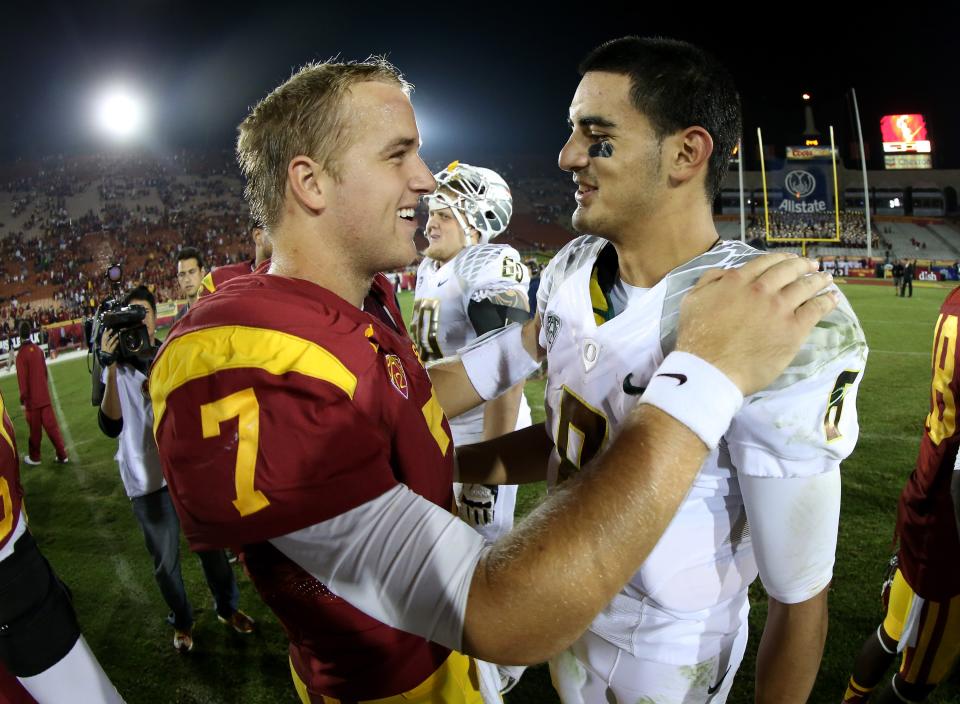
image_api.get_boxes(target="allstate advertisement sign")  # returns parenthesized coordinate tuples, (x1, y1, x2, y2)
(777, 157, 834, 214)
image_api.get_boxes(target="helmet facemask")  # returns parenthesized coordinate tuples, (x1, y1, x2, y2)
(424, 161, 513, 245)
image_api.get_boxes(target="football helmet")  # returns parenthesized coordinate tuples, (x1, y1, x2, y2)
(426, 161, 513, 244)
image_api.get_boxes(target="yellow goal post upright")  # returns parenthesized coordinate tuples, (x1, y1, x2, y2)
(757, 125, 842, 257)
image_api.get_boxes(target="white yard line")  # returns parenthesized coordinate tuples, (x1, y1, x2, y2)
(47, 370, 82, 478)
(0, 349, 89, 379)
(48, 369, 144, 604)
(858, 432, 922, 444)
(859, 320, 935, 326)
(868, 349, 928, 357)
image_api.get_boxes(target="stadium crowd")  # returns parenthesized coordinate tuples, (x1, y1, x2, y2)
(745, 210, 886, 248)
(0, 151, 577, 339)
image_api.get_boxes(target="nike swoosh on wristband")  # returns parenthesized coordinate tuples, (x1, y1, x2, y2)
(622, 373, 646, 396)
(707, 666, 731, 696)
(654, 372, 687, 385)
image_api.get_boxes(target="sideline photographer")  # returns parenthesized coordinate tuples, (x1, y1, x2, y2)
(98, 285, 254, 653)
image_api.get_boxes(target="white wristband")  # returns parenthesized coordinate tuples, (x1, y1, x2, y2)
(639, 351, 744, 449)
(458, 323, 539, 401)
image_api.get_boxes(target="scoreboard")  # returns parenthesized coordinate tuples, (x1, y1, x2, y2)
(881, 114, 933, 169)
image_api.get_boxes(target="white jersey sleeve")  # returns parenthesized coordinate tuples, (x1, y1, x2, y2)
(453, 244, 530, 310)
(740, 469, 841, 603)
(270, 484, 487, 652)
(725, 291, 868, 479)
(727, 291, 866, 603)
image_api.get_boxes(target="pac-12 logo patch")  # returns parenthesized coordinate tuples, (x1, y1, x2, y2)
(385, 355, 409, 398)
(545, 313, 561, 349)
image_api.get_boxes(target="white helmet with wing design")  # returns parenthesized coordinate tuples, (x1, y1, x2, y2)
(426, 161, 513, 244)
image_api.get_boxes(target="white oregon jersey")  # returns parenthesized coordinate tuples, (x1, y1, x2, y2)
(414, 243, 532, 444)
(538, 236, 868, 658)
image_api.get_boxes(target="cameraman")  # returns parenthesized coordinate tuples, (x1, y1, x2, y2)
(98, 286, 254, 653)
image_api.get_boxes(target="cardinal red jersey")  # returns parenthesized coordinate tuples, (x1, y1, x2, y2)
(198, 260, 255, 298)
(897, 286, 960, 600)
(0, 390, 25, 554)
(15, 343, 51, 410)
(149, 271, 454, 700)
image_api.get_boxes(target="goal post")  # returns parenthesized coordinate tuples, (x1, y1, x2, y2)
(757, 125, 842, 257)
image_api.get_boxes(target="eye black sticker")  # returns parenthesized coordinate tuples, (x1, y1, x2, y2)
(588, 141, 614, 158)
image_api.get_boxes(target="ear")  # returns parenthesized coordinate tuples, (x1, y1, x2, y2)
(667, 126, 714, 188)
(287, 155, 328, 216)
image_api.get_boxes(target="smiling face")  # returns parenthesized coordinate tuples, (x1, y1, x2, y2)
(324, 81, 437, 274)
(558, 71, 666, 242)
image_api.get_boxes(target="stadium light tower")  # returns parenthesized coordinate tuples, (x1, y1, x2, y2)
(801, 92, 820, 146)
(93, 84, 148, 142)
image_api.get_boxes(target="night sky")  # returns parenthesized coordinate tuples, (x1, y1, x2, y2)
(2, 1, 956, 170)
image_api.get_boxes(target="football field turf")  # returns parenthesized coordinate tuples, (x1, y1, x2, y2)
(2, 281, 958, 702)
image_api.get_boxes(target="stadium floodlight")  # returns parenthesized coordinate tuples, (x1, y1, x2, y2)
(93, 84, 147, 141)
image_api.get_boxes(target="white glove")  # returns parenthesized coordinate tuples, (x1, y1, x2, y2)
(458, 484, 499, 526)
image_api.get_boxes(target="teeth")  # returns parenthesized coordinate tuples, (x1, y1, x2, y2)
(398, 208, 415, 219)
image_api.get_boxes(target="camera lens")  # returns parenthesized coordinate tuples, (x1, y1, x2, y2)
(120, 329, 144, 354)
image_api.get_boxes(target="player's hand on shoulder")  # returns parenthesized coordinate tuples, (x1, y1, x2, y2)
(676, 253, 836, 396)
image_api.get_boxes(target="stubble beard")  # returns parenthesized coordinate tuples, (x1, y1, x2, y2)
(571, 203, 615, 238)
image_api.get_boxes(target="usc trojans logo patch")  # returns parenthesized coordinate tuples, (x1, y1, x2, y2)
(385, 355, 409, 399)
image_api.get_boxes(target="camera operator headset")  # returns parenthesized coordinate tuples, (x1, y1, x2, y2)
(98, 286, 250, 652)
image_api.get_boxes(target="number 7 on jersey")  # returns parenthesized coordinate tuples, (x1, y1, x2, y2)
(200, 388, 271, 517)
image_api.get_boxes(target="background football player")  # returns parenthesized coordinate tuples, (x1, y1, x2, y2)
(173, 246, 207, 322)
(198, 222, 273, 298)
(841, 288, 960, 704)
(413, 162, 530, 542)
(0, 388, 124, 702)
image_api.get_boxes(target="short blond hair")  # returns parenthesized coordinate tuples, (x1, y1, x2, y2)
(237, 57, 411, 230)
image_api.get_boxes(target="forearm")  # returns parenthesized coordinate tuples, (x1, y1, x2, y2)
(754, 589, 829, 704)
(462, 404, 708, 664)
(427, 357, 485, 419)
(482, 382, 524, 441)
(99, 368, 122, 421)
(455, 423, 553, 485)
(429, 316, 543, 420)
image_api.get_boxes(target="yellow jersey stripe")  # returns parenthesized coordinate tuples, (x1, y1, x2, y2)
(200, 272, 216, 294)
(421, 389, 450, 456)
(0, 394, 14, 455)
(151, 325, 357, 436)
(589, 266, 609, 327)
